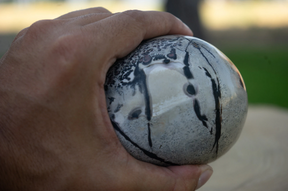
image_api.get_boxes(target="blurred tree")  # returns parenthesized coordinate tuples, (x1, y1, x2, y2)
(165, 0, 206, 40)
(16, 0, 32, 3)
(0, 0, 13, 3)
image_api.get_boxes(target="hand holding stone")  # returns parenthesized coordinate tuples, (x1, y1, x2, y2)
(0, 8, 212, 191)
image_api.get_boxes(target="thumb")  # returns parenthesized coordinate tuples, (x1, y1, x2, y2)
(131, 160, 213, 191)
(168, 165, 213, 190)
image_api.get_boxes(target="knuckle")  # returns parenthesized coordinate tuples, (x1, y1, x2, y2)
(14, 27, 28, 41)
(30, 19, 54, 28)
(121, 10, 144, 22)
(47, 32, 86, 85)
(50, 34, 78, 63)
(21, 19, 64, 46)
(25, 20, 54, 38)
(118, 10, 146, 33)
(94, 7, 111, 14)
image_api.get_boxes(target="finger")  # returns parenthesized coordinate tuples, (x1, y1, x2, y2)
(88, 10, 192, 59)
(168, 165, 213, 190)
(109, 10, 193, 40)
(129, 160, 213, 191)
(84, 10, 193, 73)
(56, 7, 111, 19)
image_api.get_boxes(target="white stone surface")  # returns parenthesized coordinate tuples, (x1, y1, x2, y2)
(105, 35, 248, 165)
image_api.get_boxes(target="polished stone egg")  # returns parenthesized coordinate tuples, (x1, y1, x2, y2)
(104, 35, 248, 166)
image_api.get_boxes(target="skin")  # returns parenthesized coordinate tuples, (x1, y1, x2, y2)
(0, 7, 213, 191)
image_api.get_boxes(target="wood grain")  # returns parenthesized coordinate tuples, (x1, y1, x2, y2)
(199, 105, 288, 191)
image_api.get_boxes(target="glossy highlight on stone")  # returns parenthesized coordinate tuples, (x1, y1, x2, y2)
(104, 35, 248, 166)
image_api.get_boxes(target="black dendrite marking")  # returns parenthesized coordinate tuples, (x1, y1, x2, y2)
(111, 120, 177, 166)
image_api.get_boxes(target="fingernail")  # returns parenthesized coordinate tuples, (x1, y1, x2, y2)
(196, 165, 213, 190)
(183, 23, 194, 35)
(175, 17, 194, 36)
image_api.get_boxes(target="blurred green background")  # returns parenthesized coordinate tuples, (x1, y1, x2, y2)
(222, 46, 288, 108)
(0, 0, 287, 108)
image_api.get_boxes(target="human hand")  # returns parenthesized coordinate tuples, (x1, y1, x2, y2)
(0, 7, 212, 191)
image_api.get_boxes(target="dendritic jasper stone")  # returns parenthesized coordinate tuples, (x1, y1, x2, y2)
(104, 35, 248, 166)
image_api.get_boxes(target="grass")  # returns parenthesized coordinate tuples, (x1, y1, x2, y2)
(221, 45, 288, 109)
(1, 38, 288, 109)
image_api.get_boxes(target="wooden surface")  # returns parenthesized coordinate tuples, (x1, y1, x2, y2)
(199, 105, 288, 191)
